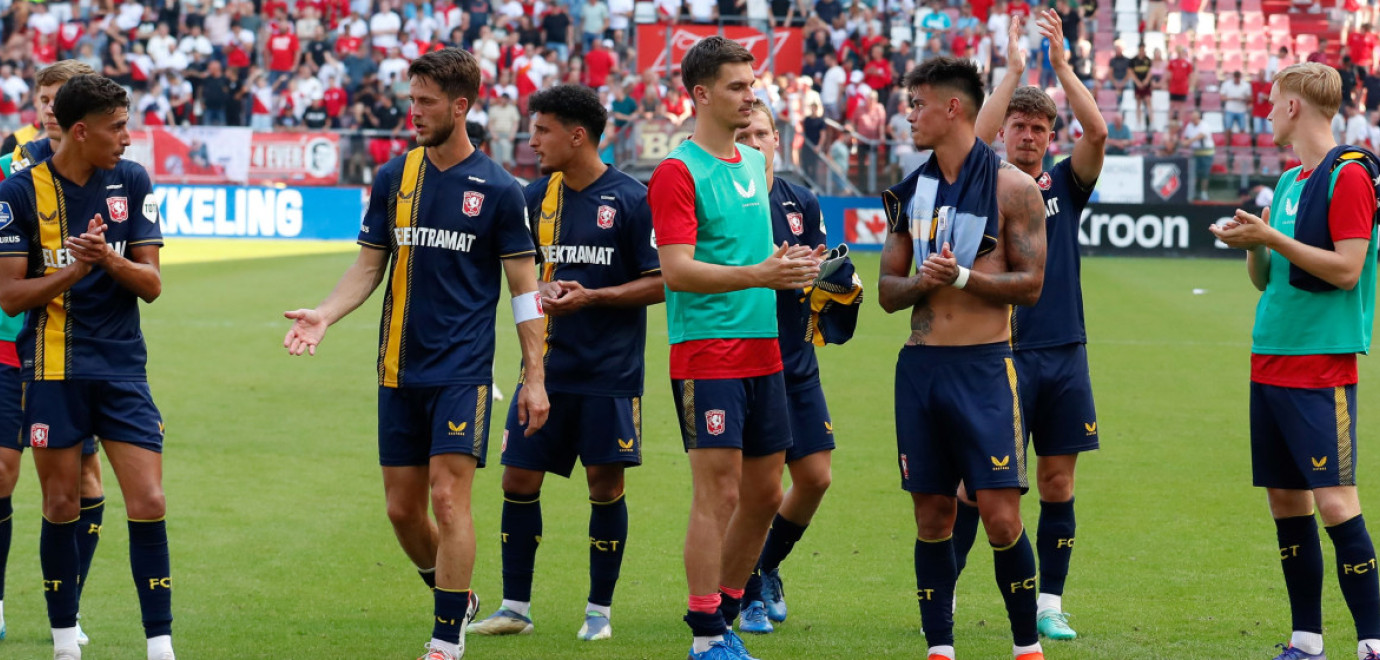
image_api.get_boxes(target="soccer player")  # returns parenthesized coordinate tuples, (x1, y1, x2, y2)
(948, 11, 1106, 641)
(465, 83, 662, 642)
(0, 59, 110, 647)
(0, 74, 170, 660)
(647, 36, 825, 660)
(731, 99, 833, 634)
(1210, 62, 1380, 660)
(878, 56, 1047, 660)
(282, 48, 550, 660)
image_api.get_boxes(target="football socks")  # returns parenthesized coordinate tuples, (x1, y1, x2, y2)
(1036, 498, 1076, 598)
(500, 491, 541, 604)
(588, 493, 627, 607)
(432, 587, 470, 645)
(915, 536, 957, 648)
(0, 496, 10, 601)
(952, 500, 981, 578)
(40, 516, 80, 628)
(129, 519, 172, 637)
(1327, 515, 1380, 641)
(718, 586, 744, 626)
(1277, 515, 1325, 636)
(993, 530, 1039, 647)
(76, 496, 104, 597)
(759, 513, 807, 574)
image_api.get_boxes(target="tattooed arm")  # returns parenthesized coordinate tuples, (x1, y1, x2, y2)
(878, 226, 947, 313)
(959, 169, 1046, 306)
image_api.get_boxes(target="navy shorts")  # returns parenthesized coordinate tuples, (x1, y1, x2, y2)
(894, 343, 1028, 494)
(1251, 382, 1358, 490)
(785, 382, 834, 462)
(378, 384, 493, 468)
(1015, 344, 1100, 456)
(500, 384, 642, 477)
(671, 372, 792, 457)
(22, 379, 162, 452)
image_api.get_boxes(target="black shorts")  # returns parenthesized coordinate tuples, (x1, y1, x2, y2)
(1251, 382, 1358, 490)
(377, 384, 493, 467)
(894, 343, 1028, 494)
(500, 385, 642, 477)
(671, 372, 792, 457)
(1016, 344, 1100, 456)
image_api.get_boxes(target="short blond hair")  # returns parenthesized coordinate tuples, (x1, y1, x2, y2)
(749, 99, 777, 131)
(1273, 62, 1342, 118)
(35, 60, 97, 88)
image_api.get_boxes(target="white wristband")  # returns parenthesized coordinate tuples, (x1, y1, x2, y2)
(512, 291, 545, 324)
(952, 266, 971, 290)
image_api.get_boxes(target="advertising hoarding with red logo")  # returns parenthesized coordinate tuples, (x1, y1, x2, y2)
(636, 25, 803, 78)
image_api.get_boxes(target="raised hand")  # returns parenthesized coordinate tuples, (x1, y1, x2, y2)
(1037, 9, 1069, 72)
(283, 308, 329, 356)
(1008, 14, 1027, 75)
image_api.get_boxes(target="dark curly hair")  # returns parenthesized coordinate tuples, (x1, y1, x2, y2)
(527, 84, 608, 142)
(53, 74, 128, 130)
(902, 56, 985, 120)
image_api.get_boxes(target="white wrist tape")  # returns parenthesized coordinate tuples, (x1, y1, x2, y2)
(512, 291, 545, 324)
(952, 266, 971, 290)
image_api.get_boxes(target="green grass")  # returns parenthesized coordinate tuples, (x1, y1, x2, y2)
(1, 242, 1377, 658)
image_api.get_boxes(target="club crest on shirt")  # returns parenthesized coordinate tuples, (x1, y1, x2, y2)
(597, 204, 616, 229)
(462, 191, 484, 217)
(787, 212, 804, 236)
(1036, 172, 1052, 190)
(106, 196, 129, 223)
(0, 202, 12, 231)
(705, 409, 726, 436)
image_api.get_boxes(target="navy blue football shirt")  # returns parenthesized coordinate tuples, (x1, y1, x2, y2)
(359, 147, 536, 388)
(0, 158, 162, 380)
(523, 166, 660, 397)
(769, 176, 826, 389)
(13, 136, 54, 173)
(1011, 158, 1095, 350)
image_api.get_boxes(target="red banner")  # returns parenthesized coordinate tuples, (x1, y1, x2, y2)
(248, 132, 341, 186)
(637, 25, 803, 80)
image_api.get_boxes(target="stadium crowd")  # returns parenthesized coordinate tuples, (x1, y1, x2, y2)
(0, 0, 1377, 188)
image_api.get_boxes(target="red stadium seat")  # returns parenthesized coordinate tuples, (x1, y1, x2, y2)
(1247, 51, 1268, 72)
(1255, 133, 1276, 148)
(1198, 70, 1220, 88)
(1196, 33, 1216, 55)
(1200, 91, 1223, 111)
(1230, 132, 1253, 147)
(1242, 11, 1265, 32)
(1296, 34, 1318, 58)
(1244, 31, 1267, 51)
(1270, 31, 1293, 51)
(1212, 153, 1230, 174)
(1267, 13, 1290, 31)
(1217, 12, 1240, 32)
(1217, 0, 1238, 11)
(1241, 0, 1262, 11)
(1217, 30, 1242, 51)
(1213, 132, 1228, 146)
(1196, 54, 1218, 72)
(1096, 89, 1119, 109)
(1221, 51, 1244, 72)
(1171, 32, 1193, 52)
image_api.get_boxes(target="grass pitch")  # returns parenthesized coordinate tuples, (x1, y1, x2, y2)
(0, 240, 1376, 658)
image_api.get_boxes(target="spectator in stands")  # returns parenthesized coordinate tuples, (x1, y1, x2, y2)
(1130, 44, 1153, 126)
(323, 74, 348, 126)
(583, 38, 615, 88)
(1344, 103, 1372, 148)
(303, 93, 330, 129)
(886, 96, 913, 177)
(342, 40, 377, 93)
(1159, 119, 1183, 155)
(1267, 46, 1287, 79)
(488, 91, 521, 167)
(1039, 25, 1069, 89)
(1107, 43, 1130, 93)
(854, 87, 885, 160)
(815, 0, 843, 26)
(1347, 23, 1377, 69)
(1167, 46, 1194, 105)
(1145, 0, 1167, 32)
(370, 0, 404, 51)
(1331, 105, 1346, 144)
(661, 85, 693, 125)
(1250, 70, 1273, 134)
(77, 42, 102, 74)
(147, 22, 177, 70)
(1150, 47, 1166, 88)
(0, 64, 23, 130)
(199, 59, 232, 126)
(1308, 38, 1329, 65)
(1071, 39, 1093, 88)
(542, 3, 573, 60)
(1363, 65, 1380, 113)
(820, 52, 845, 119)
(915, 0, 951, 46)
(139, 80, 173, 125)
(1221, 69, 1250, 143)
(249, 71, 274, 129)
(266, 20, 300, 86)
(1182, 111, 1214, 200)
(1105, 111, 1133, 154)
(829, 127, 852, 191)
(1179, 0, 1201, 34)
(1055, 0, 1080, 42)
(1339, 54, 1365, 108)
(863, 44, 893, 97)
(801, 100, 826, 178)
(582, 0, 610, 50)
(378, 45, 409, 89)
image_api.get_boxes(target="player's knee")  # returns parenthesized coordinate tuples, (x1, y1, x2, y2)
(1037, 470, 1074, 501)
(588, 481, 624, 503)
(429, 488, 471, 524)
(125, 489, 166, 522)
(386, 496, 429, 530)
(982, 515, 1024, 547)
(794, 466, 832, 497)
(42, 493, 81, 522)
(500, 470, 543, 495)
(0, 452, 20, 495)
